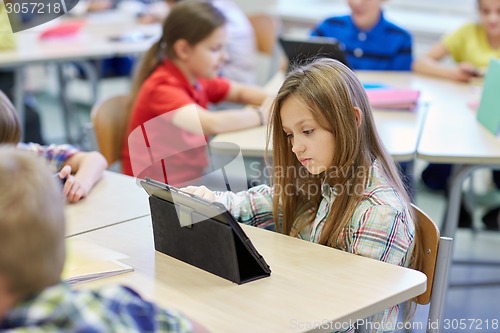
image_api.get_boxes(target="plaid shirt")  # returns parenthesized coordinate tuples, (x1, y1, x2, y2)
(17, 143, 79, 173)
(0, 282, 193, 332)
(215, 162, 415, 332)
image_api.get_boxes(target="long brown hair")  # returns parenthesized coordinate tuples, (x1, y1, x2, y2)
(0, 89, 21, 144)
(267, 58, 416, 250)
(128, 0, 226, 113)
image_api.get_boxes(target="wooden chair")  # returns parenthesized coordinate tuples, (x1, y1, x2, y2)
(355, 205, 453, 333)
(248, 14, 280, 56)
(90, 95, 130, 167)
(247, 14, 281, 84)
(412, 204, 454, 333)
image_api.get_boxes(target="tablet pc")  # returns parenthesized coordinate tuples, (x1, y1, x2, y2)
(108, 32, 154, 43)
(279, 35, 350, 71)
(140, 178, 271, 284)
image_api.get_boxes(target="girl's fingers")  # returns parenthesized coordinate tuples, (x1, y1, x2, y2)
(64, 178, 87, 203)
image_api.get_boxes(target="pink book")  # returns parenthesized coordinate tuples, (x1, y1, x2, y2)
(39, 20, 86, 40)
(467, 100, 480, 110)
(365, 88, 420, 110)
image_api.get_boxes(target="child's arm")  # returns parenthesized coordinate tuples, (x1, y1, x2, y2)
(182, 184, 274, 228)
(216, 185, 275, 228)
(59, 151, 107, 203)
(412, 42, 477, 82)
(171, 103, 266, 135)
(348, 204, 414, 266)
(224, 81, 269, 106)
(86, 0, 113, 12)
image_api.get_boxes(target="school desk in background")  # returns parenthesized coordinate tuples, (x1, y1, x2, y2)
(39, 20, 85, 40)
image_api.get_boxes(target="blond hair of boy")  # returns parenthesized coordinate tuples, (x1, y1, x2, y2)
(0, 148, 65, 315)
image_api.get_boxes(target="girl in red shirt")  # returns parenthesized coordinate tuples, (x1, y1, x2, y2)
(122, 0, 269, 186)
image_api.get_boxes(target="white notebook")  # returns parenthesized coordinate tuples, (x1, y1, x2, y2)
(63, 240, 134, 286)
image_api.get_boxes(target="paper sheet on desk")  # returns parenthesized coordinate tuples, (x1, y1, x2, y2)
(365, 88, 420, 111)
(39, 20, 85, 40)
(63, 239, 134, 286)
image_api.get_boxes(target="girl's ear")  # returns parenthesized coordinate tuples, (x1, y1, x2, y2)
(172, 39, 192, 61)
(353, 107, 363, 128)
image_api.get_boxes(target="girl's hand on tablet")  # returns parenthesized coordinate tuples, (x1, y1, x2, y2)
(181, 186, 216, 202)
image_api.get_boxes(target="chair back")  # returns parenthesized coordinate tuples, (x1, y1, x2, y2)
(412, 204, 440, 304)
(91, 95, 130, 166)
(411, 204, 453, 333)
(248, 14, 280, 56)
(248, 14, 281, 85)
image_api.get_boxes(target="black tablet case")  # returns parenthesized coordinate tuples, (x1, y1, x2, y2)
(143, 179, 271, 284)
(279, 35, 350, 70)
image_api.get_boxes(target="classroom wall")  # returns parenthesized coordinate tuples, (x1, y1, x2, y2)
(231, 0, 277, 14)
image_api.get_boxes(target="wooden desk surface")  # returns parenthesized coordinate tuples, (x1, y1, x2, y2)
(212, 71, 428, 162)
(73, 216, 426, 333)
(65, 171, 150, 237)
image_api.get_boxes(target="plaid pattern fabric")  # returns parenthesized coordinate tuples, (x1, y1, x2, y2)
(17, 143, 79, 173)
(0, 282, 193, 332)
(215, 162, 415, 332)
(215, 183, 275, 229)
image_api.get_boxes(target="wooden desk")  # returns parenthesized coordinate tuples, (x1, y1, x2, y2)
(211, 71, 428, 162)
(73, 216, 426, 333)
(65, 171, 150, 237)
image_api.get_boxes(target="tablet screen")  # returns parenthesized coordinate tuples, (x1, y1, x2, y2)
(140, 178, 230, 225)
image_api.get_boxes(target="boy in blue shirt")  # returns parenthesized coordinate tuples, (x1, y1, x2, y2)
(311, 0, 413, 71)
(310, 0, 414, 199)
